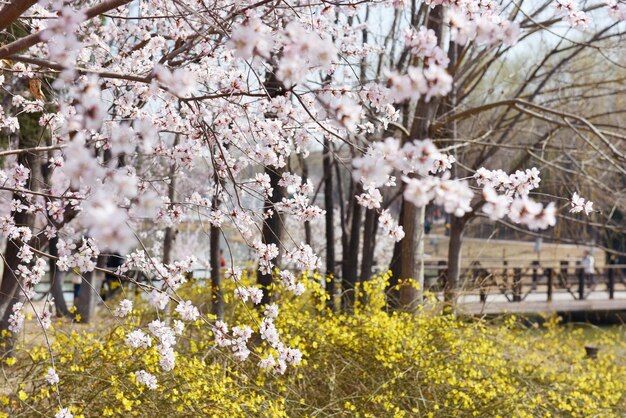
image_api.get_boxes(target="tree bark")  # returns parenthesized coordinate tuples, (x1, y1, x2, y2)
(162, 136, 179, 266)
(341, 183, 363, 313)
(444, 216, 465, 306)
(395, 5, 444, 312)
(75, 255, 106, 323)
(300, 155, 312, 246)
(48, 236, 69, 317)
(210, 180, 223, 319)
(386, 200, 405, 309)
(0, 130, 41, 332)
(359, 208, 378, 283)
(323, 137, 335, 311)
(256, 71, 286, 305)
(399, 204, 425, 310)
(258, 167, 285, 305)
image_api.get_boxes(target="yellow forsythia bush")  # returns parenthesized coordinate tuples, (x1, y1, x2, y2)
(1, 271, 625, 417)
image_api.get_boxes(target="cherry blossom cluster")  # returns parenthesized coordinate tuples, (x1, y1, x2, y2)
(473, 168, 558, 230)
(15, 258, 46, 300)
(481, 186, 557, 230)
(604, 0, 626, 20)
(570, 192, 594, 215)
(474, 167, 541, 198)
(448, 7, 520, 47)
(135, 370, 158, 390)
(387, 65, 452, 103)
(404, 175, 474, 217)
(284, 243, 321, 271)
(234, 286, 264, 305)
(553, 0, 591, 28)
(379, 209, 406, 242)
(212, 321, 254, 362)
(55, 238, 99, 272)
(252, 241, 280, 275)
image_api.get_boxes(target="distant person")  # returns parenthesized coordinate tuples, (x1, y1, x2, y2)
(219, 249, 226, 268)
(425, 220, 432, 235)
(102, 254, 124, 301)
(582, 251, 595, 286)
(72, 274, 81, 302)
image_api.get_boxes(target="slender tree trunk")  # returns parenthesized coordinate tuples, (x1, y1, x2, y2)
(359, 208, 378, 307)
(360, 208, 378, 283)
(341, 183, 363, 313)
(395, 6, 444, 312)
(399, 204, 425, 310)
(386, 200, 405, 309)
(75, 255, 106, 323)
(323, 137, 335, 311)
(445, 216, 465, 306)
(48, 236, 69, 317)
(162, 137, 179, 266)
(0, 134, 41, 332)
(300, 155, 312, 246)
(210, 178, 223, 319)
(258, 167, 285, 305)
(257, 71, 286, 305)
(42, 141, 69, 317)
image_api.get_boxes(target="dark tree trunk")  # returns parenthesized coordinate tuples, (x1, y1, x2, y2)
(300, 155, 312, 246)
(75, 255, 106, 323)
(258, 167, 285, 305)
(0, 217, 30, 331)
(341, 183, 363, 313)
(323, 137, 335, 311)
(395, 5, 445, 312)
(445, 216, 466, 306)
(48, 236, 69, 317)
(210, 179, 223, 319)
(386, 200, 405, 309)
(42, 144, 69, 317)
(399, 203, 425, 311)
(0, 134, 41, 333)
(360, 208, 378, 283)
(359, 208, 379, 307)
(256, 71, 286, 305)
(162, 137, 179, 266)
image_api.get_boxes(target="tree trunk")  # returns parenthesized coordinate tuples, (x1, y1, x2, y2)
(210, 184, 223, 319)
(48, 236, 69, 317)
(75, 255, 106, 323)
(257, 167, 285, 305)
(0, 133, 41, 332)
(359, 208, 378, 283)
(341, 183, 363, 313)
(399, 204, 425, 311)
(323, 137, 335, 311)
(444, 216, 465, 306)
(386, 200, 405, 309)
(162, 137, 179, 266)
(300, 155, 312, 246)
(256, 71, 286, 305)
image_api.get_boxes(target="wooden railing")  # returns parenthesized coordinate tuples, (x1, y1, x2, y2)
(424, 262, 626, 303)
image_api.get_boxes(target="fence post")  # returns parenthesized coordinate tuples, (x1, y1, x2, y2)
(576, 261, 585, 300)
(438, 260, 447, 292)
(478, 267, 487, 304)
(531, 260, 539, 290)
(608, 265, 615, 300)
(546, 268, 553, 302)
(502, 260, 509, 286)
(513, 268, 522, 302)
(559, 260, 569, 288)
